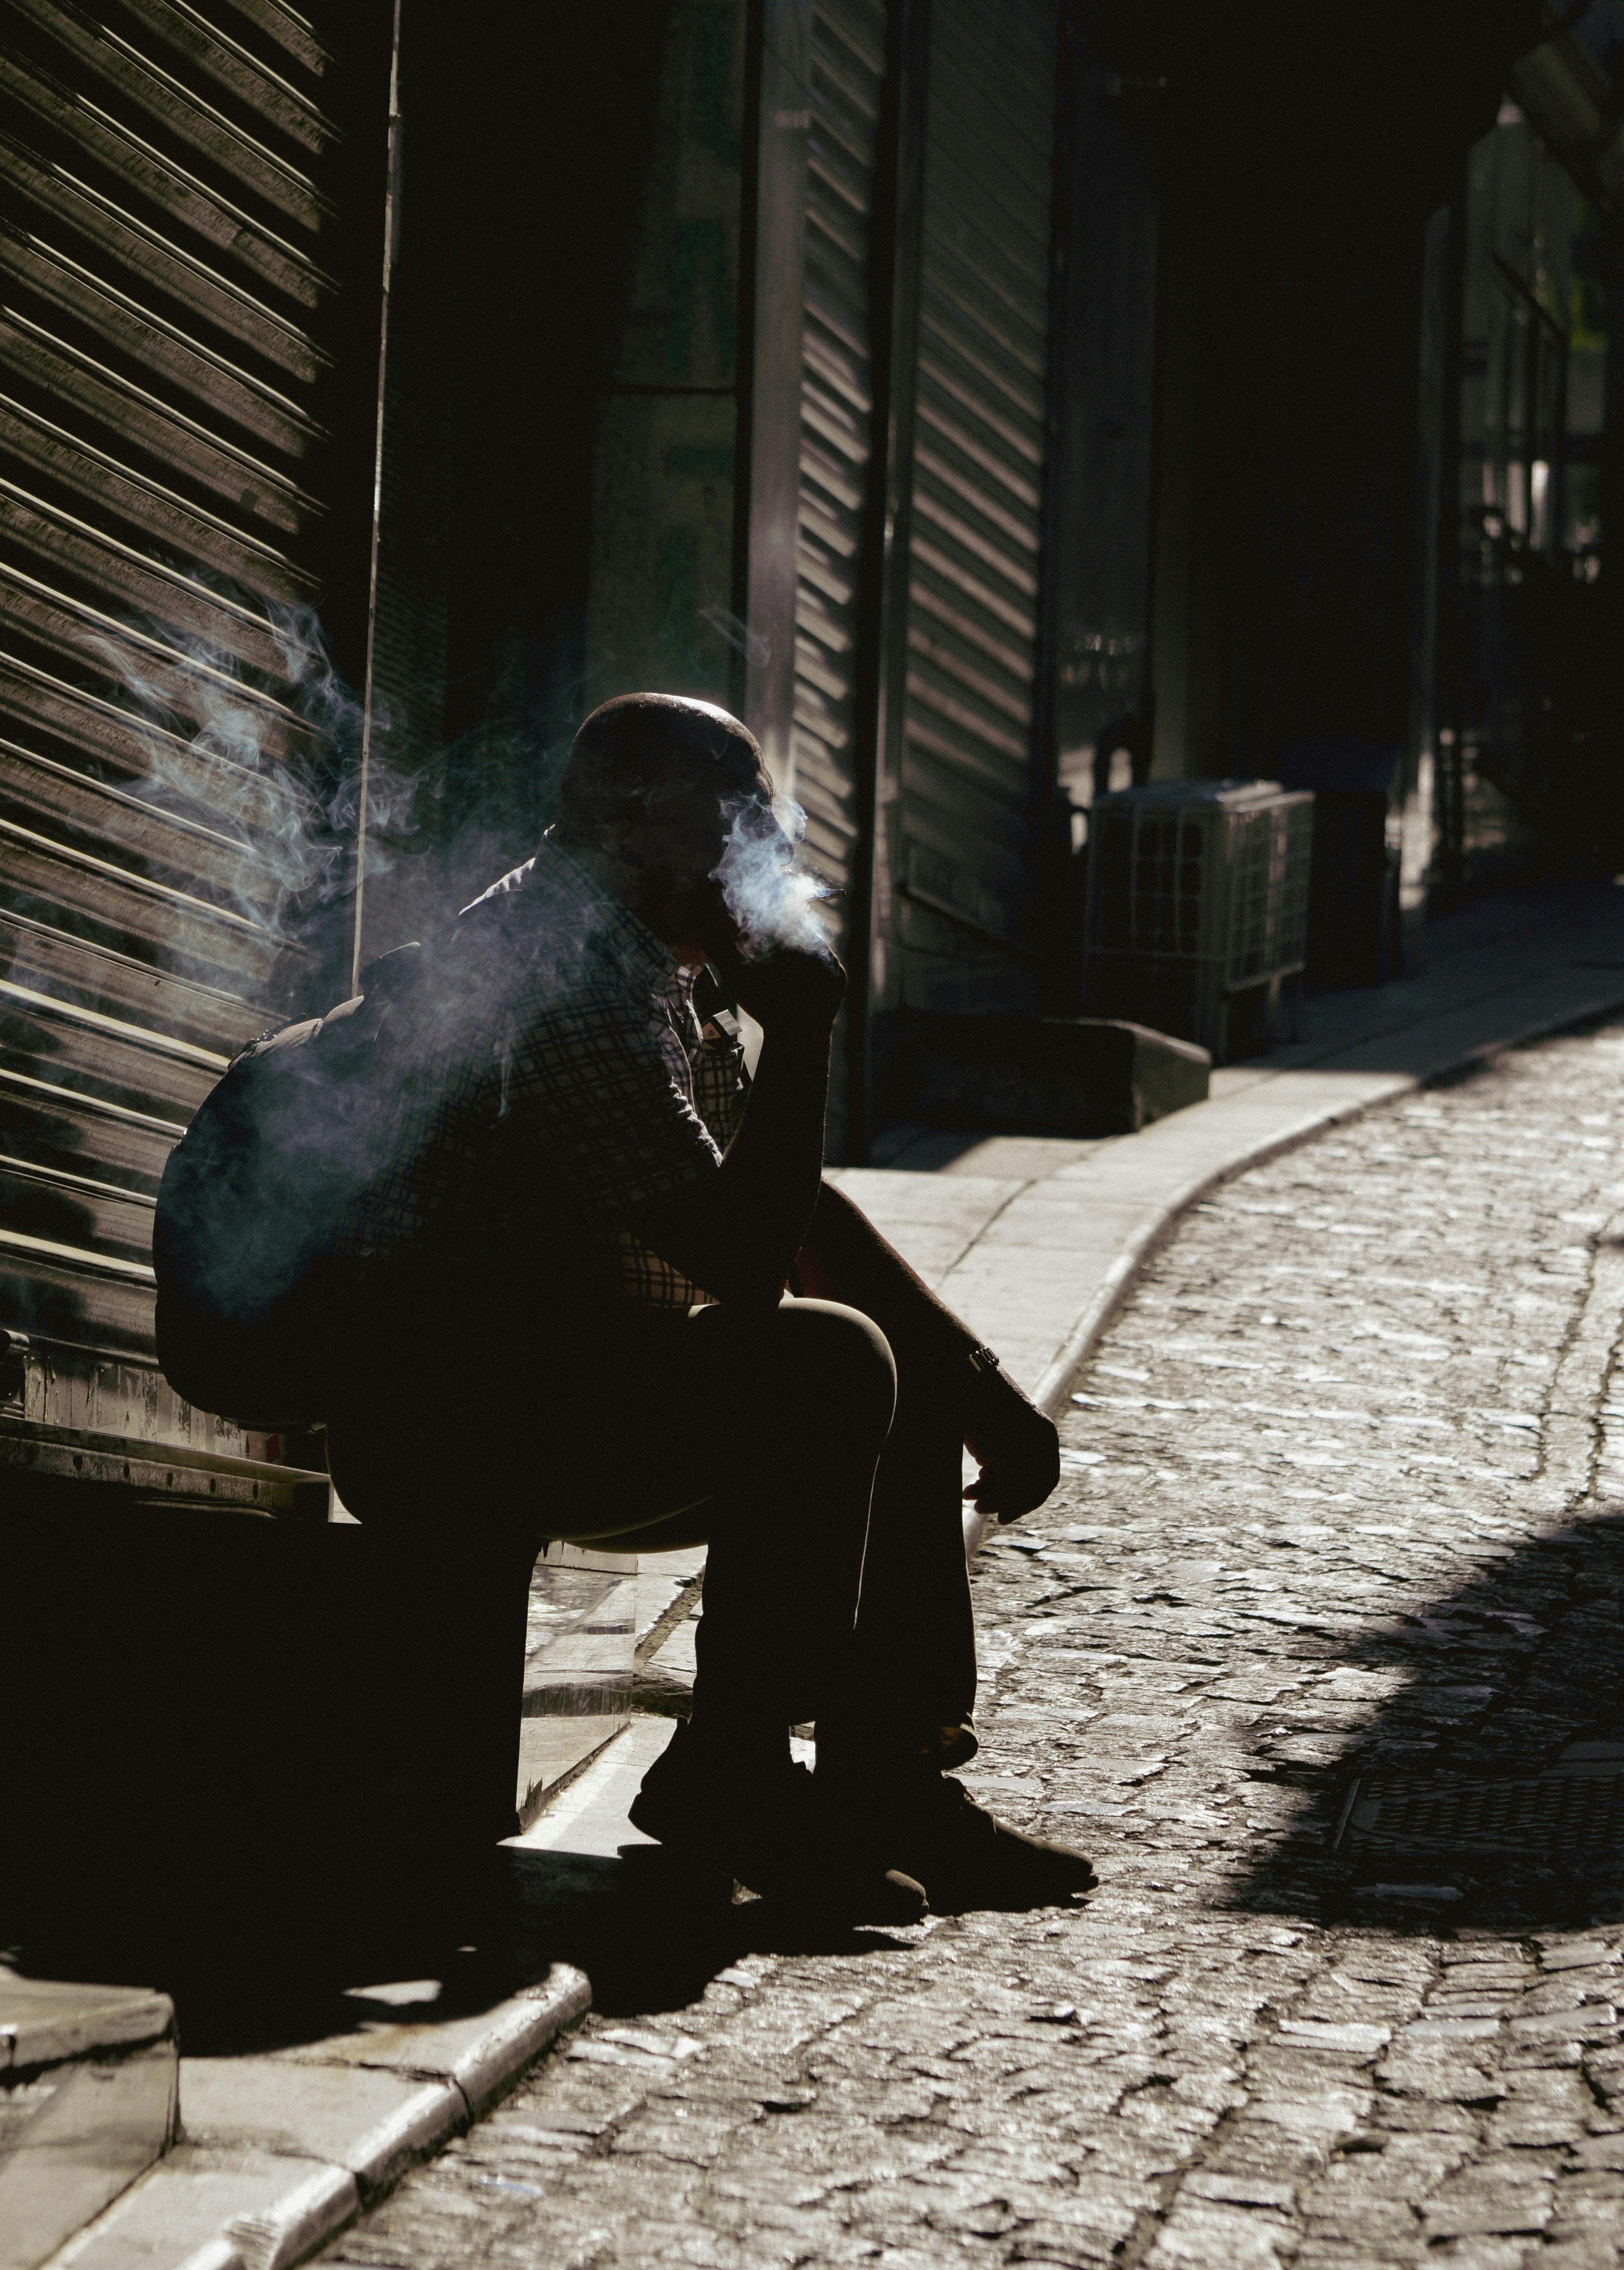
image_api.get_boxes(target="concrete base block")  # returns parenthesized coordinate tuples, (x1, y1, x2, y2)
(0, 1508, 532, 1973)
(888, 1013, 1211, 1138)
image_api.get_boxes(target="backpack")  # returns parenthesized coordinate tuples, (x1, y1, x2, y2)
(153, 943, 430, 1429)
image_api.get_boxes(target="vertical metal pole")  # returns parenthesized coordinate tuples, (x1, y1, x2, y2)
(731, 0, 767, 729)
(351, 0, 405, 995)
(1438, 170, 1468, 907)
(843, 0, 929, 1160)
(1029, 0, 1081, 1015)
(1403, 200, 1452, 959)
(738, 0, 812, 797)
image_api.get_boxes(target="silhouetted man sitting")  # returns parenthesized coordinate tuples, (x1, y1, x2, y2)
(326, 693, 1094, 1920)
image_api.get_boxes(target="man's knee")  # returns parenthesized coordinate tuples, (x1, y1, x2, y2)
(782, 1296, 896, 1418)
(694, 1295, 896, 1435)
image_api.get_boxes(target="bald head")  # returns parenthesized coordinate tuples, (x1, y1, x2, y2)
(556, 693, 766, 851)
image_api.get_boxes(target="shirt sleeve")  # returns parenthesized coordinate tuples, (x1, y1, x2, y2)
(497, 964, 722, 1219)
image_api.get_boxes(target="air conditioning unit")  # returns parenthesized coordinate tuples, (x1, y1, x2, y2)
(1083, 779, 1314, 1061)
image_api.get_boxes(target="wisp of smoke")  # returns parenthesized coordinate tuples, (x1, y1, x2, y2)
(85, 599, 415, 949)
(698, 604, 771, 669)
(711, 792, 834, 957)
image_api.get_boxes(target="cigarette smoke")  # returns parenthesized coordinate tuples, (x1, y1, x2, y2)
(698, 604, 771, 668)
(710, 792, 834, 957)
(86, 600, 416, 964)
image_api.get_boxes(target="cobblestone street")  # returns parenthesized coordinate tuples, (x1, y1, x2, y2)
(327, 1018, 1624, 2270)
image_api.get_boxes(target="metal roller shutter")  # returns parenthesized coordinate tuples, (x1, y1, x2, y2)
(0, 0, 382, 1492)
(895, 0, 1059, 1008)
(794, 0, 886, 1150)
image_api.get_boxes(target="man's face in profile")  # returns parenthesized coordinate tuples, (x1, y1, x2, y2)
(638, 748, 780, 963)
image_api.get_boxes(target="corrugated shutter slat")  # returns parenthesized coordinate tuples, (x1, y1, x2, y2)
(0, 0, 372, 1418)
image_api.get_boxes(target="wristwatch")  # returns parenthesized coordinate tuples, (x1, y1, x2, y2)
(966, 1343, 1002, 1378)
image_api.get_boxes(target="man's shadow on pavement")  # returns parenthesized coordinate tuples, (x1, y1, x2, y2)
(502, 1845, 918, 2018)
(1227, 1504, 1624, 1935)
(5, 1837, 914, 2055)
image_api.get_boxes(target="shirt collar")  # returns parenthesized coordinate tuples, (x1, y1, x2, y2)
(536, 832, 693, 1003)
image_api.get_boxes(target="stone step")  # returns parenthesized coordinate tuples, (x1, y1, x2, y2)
(0, 1970, 177, 2270)
(31, 1966, 588, 2270)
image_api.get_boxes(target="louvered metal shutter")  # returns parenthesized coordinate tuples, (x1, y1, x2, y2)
(895, 0, 1059, 1008)
(0, 0, 380, 1495)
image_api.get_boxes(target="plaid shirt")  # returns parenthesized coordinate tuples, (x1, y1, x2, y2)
(340, 835, 746, 1311)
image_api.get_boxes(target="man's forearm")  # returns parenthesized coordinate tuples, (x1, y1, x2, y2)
(708, 1029, 831, 1296)
(802, 1177, 1057, 1516)
(798, 1178, 982, 1374)
(623, 1022, 835, 1306)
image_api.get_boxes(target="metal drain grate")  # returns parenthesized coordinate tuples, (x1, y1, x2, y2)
(1337, 1761, 1624, 1863)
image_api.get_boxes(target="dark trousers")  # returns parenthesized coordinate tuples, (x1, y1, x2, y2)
(325, 1271, 978, 1839)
